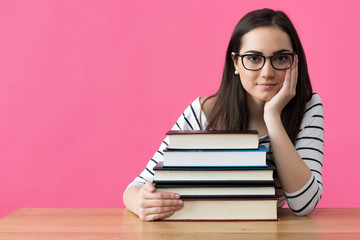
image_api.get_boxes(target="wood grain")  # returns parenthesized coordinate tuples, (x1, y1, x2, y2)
(0, 208, 359, 240)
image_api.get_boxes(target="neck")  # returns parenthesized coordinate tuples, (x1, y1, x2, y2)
(247, 94, 265, 121)
(246, 94, 268, 137)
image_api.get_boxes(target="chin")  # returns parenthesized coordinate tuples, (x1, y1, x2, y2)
(264, 96, 275, 101)
(247, 91, 277, 104)
(258, 93, 277, 102)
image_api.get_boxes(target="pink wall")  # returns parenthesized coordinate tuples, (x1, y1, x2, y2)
(0, 0, 359, 217)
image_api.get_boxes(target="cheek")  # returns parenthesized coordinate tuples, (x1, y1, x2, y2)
(277, 72, 286, 85)
(276, 73, 285, 88)
(240, 79, 252, 91)
(238, 71, 256, 89)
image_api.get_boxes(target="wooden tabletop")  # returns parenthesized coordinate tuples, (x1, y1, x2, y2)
(0, 208, 359, 240)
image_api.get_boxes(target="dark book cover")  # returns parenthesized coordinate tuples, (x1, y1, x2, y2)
(153, 180, 275, 186)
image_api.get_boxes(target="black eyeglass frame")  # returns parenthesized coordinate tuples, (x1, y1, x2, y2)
(233, 52, 296, 71)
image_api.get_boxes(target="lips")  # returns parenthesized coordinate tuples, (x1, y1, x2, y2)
(257, 83, 277, 89)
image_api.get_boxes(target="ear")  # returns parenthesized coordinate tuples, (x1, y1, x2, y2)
(231, 52, 237, 63)
(231, 52, 239, 71)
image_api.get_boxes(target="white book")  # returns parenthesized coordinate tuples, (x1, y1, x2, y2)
(163, 145, 268, 167)
(166, 130, 259, 149)
(163, 198, 278, 221)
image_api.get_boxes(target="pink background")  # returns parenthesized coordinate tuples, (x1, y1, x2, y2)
(0, 0, 359, 217)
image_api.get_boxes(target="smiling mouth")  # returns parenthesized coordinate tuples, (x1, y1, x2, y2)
(257, 83, 277, 89)
(258, 83, 277, 86)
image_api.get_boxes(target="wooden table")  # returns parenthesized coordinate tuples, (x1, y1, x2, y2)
(0, 208, 359, 240)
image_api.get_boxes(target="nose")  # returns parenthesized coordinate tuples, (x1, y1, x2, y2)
(261, 58, 275, 79)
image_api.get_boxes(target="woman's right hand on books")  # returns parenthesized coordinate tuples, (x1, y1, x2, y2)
(136, 181, 183, 221)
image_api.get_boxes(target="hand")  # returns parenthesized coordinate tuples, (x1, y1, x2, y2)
(135, 181, 183, 221)
(264, 55, 298, 120)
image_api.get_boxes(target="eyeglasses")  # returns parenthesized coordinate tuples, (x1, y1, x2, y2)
(233, 52, 296, 71)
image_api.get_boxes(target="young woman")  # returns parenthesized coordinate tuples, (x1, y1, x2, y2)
(123, 8, 324, 221)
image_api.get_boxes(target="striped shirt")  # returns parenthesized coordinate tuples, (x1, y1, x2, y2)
(127, 93, 324, 216)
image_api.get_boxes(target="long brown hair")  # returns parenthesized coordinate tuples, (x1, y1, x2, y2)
(203, 8, 312, 144)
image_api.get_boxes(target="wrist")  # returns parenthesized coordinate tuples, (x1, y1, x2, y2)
(264, 111, 281, 125)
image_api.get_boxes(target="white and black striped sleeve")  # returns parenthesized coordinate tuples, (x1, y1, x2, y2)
(126, 97, 204, 189)
(284, 93, 324, 215)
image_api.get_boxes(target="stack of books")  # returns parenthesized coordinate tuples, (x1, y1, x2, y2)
(153, 130, 278, 221)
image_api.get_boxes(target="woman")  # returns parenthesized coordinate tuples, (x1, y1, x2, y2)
(123, 8, 324, 221)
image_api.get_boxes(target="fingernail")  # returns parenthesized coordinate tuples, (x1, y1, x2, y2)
(175, 193, 180, 198)
(178, 200, 183, 205)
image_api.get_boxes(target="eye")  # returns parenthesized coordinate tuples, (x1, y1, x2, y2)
(273, 54, 290, 63)
(245, 55, 262, 63)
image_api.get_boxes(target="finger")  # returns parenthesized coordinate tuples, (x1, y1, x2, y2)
(144, 181, 156, 193)
(290, 55, 298, 91)
(143, 182, 181, 199)
(140, 209, 178, 222)
(142, 189, 181, 200)
(140, 198, 183, 208)
(283, 66, 291, 91)
(141, 205, 182, 216)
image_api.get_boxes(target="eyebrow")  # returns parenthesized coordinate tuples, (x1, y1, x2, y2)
(244, 49, 292, 55)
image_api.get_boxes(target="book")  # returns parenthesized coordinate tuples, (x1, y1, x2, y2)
(166, 130, 259, 149)
(162, 145, 268, 167)
(162, 198, 278, 221)
(154, 184, 275, 198)
(153, 161, 275, 182)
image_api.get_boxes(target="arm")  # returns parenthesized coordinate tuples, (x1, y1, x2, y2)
(264, 56, 323, 215)
(123, 98, 204, 221)
(283, 96, 323, 215)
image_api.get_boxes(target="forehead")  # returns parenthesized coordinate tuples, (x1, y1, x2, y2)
(240, 26, 293, 54)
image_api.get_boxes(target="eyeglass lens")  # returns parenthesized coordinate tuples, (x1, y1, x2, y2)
(242, 54, 294, 70)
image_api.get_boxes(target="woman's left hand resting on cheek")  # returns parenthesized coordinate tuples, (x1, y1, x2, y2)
(264, 55, 298, 121)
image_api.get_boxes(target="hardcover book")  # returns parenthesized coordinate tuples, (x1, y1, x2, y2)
(154, 183, 276, 198)
(166, 130, 259, 149)
(163, 145, 268, 167)
(162, 198, 278, 221)
(153, 161, 275, 181)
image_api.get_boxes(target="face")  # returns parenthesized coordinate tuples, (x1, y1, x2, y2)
(233, 26, 294, 104)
